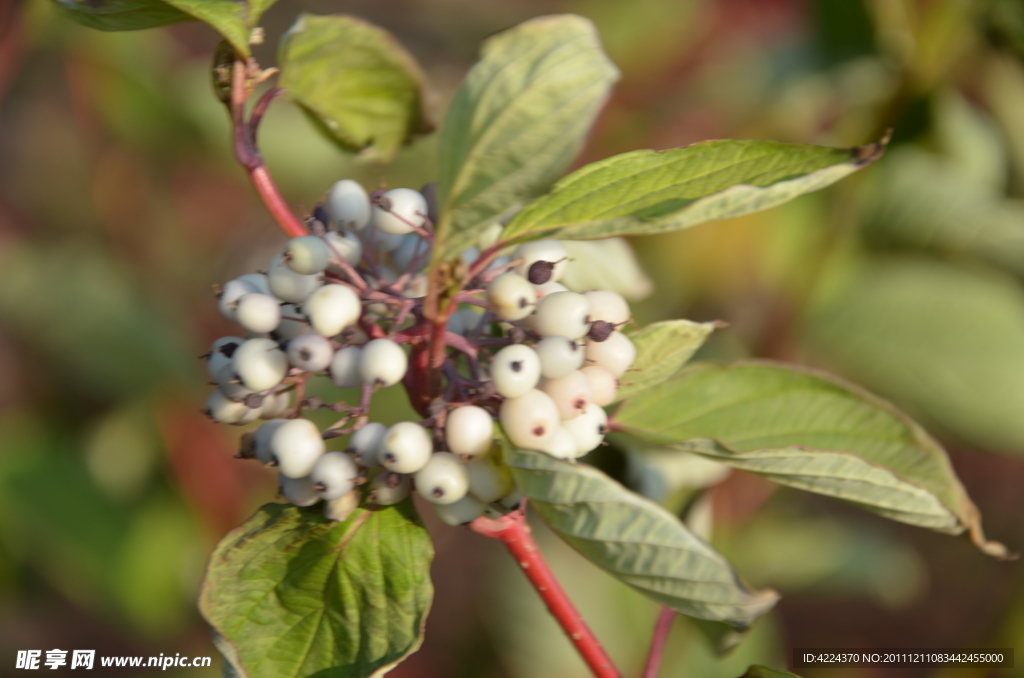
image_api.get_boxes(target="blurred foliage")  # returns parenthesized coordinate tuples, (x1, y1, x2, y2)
(1, 0, 1023, 676)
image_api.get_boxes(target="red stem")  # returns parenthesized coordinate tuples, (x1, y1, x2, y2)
(470, 512, 622, 678)
(641, 606, 676, 678)
(230, 59, 307, 239)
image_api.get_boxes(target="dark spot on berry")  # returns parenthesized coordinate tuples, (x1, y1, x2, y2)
(299, 348, 312, 361)
(527, 260, 555, 285)
(568, 340, 580, 352)
(511, 360, 523, 373)
(314, 482, 327, 492)
(313, 204, 330, 226)
(385, 453, 397, 464)
(432, 487, 445, 498)
(573, 398, 586, 410)
(588, 321, 614, 342)
(243, 393, 265, 409)
(532, 425, 546, 437)
(598, 424, 608, 435)
(385, 472, 401, 489)
(219, 342, 240, 358)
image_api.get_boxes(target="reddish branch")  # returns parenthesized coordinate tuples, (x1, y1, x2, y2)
(229, 60, 307, 239)
(641, 607, 676, 678)
(470, 512, 623, 678)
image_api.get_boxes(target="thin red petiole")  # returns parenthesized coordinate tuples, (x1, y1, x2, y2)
(470, 511, 623, 678)
(641, 606, 676, 678)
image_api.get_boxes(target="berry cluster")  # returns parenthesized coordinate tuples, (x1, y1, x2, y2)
(202, 178, 636, 526)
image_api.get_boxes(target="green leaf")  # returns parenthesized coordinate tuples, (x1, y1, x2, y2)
(736, 666, 802, 678)
(503, 445, 779, 630)
(162, 0, 273, 56)
(55, 0, 277, 55)
(278, 14, 435, 162)
(199, 501, 433, 678)
(434, 14, 620, 263)
(617, 320, 717, 401)
(52, 0, 191, 32)
(501, 138, 886, 244)
(806, 257, 1024, 456)
(863, 149, 1024, 275)
(615, 361, 1009, 558)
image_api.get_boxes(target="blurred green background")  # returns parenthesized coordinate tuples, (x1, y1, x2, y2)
(2, 0, 1024, 676)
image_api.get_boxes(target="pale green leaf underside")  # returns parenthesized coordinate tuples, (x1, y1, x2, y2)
(199, 501, 433, 678)
(54, 0, 277, 56)
(617, 319, 717, 401)
(615, 361, 1008, 557)
(501, 138, 885, 244)
(806, 257, 1024, 456)
(503, 445, 779, 629)
(434, 14, 619, 263)
(278, 14, 434, 162)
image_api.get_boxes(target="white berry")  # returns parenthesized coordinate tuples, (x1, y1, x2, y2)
(206, 336, 244, 379)
(535, 336, 585, 379)
(233, 337, 288, 391)
(487, 272, 536, 321)
(328, 179, 371, 231)
(303, 284, 361, 337)
(581, 365, 618, 406)
(218, 278, 258, 322)
(561, 403, 608, 458)
(283, 235, 329, 275)
(434, 494, 486, 526)
(534, 281, 568, 299)
(236, 272, 271, 296)
(541, 426, 577, 460)
(267, 254, 322, 304)
(329, 345, 363, 388)
(205, 389, 257, 425)
(534, 291, 591, 339)
(286, 334, 333, 372)
(215, 363, 253, 402)
(583, 290, 630, 326)
(359, 338, 407, 387)
(236, 293, 282, 334)
(280, 475, 320, 507)
(585, 331, 636, 378)
(541, 370, 592, 420)
(379, 422, 432, 473)
(348, 422, 386, 467)
(324, 230, 363, 267)
(251, 418, 288, 465)
(491, 344, 541, 398)
(466, 456, 513, 503)
(270, 418, 325, 478)
(392, 234, 430, 272)
(373, 188, 427, 235)
(499, 389, 559, 450)
(445, 405, 494, 458)
(311, 452, 359, 500)
(259, 390, 292, 420)
(513, 239, 568, 284)
(414, 452, 469, 505)
(369, 471, 411, 505)
(273, 303, 309, 341)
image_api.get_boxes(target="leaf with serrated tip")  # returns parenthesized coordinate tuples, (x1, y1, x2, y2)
(617, 320, 717, 401)
(433, 14, 619, 264)
(199, 501, 433, 678)
(615, 361, 1010, 558)
(501, 138, 886, 244)
(503, 445, 779, 630)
